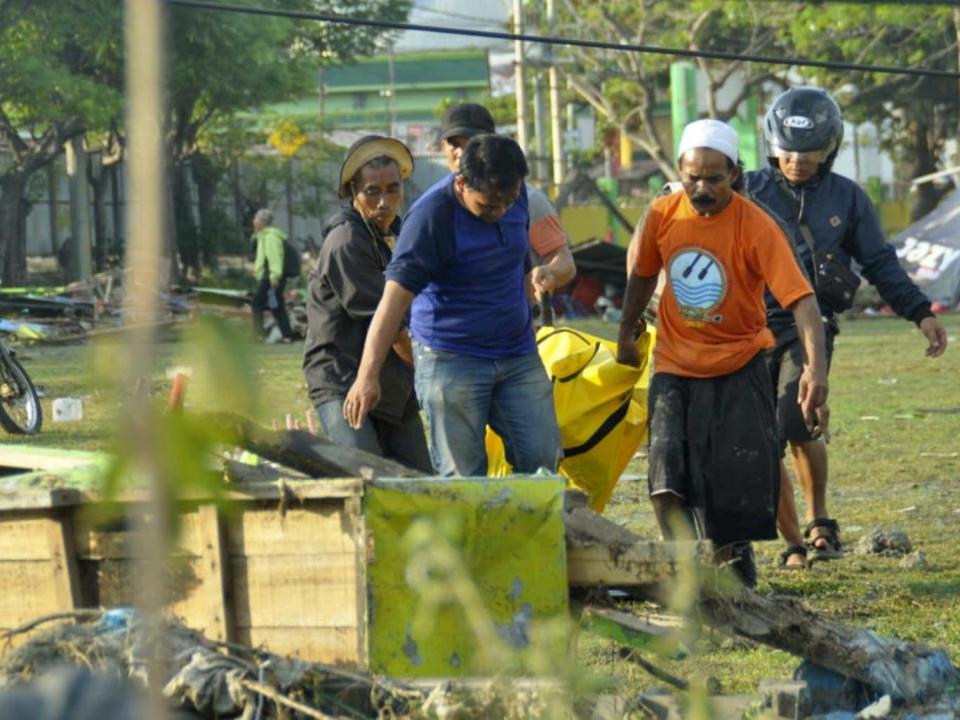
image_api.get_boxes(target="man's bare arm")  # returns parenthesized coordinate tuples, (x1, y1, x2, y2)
(344, 280, 415, 428)
(530, 245, 576, 299)
(789, 294, 829, 431)
(616, 271, 659, 367)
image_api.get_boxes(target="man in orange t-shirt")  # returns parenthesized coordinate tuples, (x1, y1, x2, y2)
(616, 119, 828, 587)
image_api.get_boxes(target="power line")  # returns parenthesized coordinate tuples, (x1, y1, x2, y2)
(166, 0, 960, 80)
(410, 2, 504, 26)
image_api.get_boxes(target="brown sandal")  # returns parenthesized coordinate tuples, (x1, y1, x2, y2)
(804, 518, 844, 562)
(778, 544, 808, 571)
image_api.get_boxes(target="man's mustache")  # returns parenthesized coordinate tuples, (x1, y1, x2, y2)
(691, 194, 716, 205)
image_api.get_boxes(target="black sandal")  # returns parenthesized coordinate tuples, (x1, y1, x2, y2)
(778, 544, 808, 571)
(804, 518, 844, 561)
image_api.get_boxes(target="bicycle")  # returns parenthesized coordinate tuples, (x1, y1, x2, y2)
(0, 339, 42, 434)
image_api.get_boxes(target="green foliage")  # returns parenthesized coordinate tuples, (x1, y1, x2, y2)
(554, 1, 958, 186)
(166, 0, 411, 269)
(0, 0, 122, 136)
(554, 1, 795, 178)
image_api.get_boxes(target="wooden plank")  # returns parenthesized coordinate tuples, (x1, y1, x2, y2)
(46, 514, 81, 611)
(580, 606, 688, 657)
(195, 505, 232, 643)
(0, 444, 105, 471)
(567, 541, 709, 586)
(202, 412, 418, 479)
(225, 503, 357, 557)
(0, 487, 85, 513)
(230, 554, 360, 628)
(0, 513, 54, 560)
(0, 561, 66, 626)
(72, 514, 203, 560)
(90, 556, 206, 610)
(347, 496, 367, 668)
(107, 478, 364, 505)
(234, 626, 362, 665)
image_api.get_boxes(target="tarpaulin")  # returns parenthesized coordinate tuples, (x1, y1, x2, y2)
(891, 187, 960, 305)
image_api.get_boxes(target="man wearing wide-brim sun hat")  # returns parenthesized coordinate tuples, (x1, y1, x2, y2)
(303, 135, 433, 472)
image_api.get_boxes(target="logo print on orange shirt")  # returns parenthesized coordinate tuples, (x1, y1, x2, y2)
(667, 249, 727, 324)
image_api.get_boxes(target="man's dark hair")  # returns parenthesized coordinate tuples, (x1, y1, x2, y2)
(459, 134, 528, 196)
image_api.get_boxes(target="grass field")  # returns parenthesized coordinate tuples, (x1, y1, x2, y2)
(7, 312, 960, 697)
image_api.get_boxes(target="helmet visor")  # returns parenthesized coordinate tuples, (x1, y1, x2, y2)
(770, 141, 835, 164)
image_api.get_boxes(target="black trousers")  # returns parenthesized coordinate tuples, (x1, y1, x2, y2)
(251, 275, 293, 339)
(647, 354, 781, 548)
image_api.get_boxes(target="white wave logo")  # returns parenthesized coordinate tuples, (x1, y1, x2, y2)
(668, 249, 726, 323)
(783, 115, 814, 130)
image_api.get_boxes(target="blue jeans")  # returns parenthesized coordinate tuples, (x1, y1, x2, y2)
(413, 343, 561, 476)
(315, 397, 434, 474)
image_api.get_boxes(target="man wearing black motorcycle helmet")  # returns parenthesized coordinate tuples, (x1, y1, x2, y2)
(746, 87, 947, 564)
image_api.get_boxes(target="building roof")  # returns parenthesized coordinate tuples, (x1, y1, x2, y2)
(322, 50, 489, 92)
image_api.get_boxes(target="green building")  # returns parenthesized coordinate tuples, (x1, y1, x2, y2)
(316, 49, 490, 131)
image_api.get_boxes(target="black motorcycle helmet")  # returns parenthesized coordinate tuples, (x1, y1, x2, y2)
(764, 86, 844, 172)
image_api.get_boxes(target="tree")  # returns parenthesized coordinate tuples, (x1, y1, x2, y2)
(164, 0, 410, 278)
(783, 4, 959, 219)
(552, 1, 959, 214)
(553, 1, 795, 180)
(0, 0, 122, 283)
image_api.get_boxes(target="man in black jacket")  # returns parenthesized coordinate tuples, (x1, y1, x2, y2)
(302, 135, 432, 472)
(746, 87, 947, 561)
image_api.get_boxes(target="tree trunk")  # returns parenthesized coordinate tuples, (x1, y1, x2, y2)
(87, 157, 108, 273)
(109, 163, 123, 264)
(171, 159, 198, 280)
(46, 163, 59, 257)
(0, 173, 28, 286)
(191, 151, 220, 271)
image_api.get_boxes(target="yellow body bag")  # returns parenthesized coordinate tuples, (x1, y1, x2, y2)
(486, 325, 655, 511)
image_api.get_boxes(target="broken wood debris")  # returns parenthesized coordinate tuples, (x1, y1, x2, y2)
(565, 502, 959, 707)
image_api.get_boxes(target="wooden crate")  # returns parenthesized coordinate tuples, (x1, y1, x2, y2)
(0, 447, 693, 671)
(0, 474, 368, 667)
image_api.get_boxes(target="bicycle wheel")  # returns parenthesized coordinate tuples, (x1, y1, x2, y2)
(0, 353, 42, 434)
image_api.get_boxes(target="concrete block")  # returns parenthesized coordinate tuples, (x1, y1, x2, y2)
(52, 397, 83, 422)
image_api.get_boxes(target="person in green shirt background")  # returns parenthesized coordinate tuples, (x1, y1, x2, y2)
(251, 208, 295, 342)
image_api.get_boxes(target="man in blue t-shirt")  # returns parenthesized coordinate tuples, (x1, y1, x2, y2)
(343, 134, 562, 476)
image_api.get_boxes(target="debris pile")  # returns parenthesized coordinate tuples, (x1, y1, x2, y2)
(0, 271, 193, 343)
(0, 611, 423, 719)
(0, 273, 316, 345)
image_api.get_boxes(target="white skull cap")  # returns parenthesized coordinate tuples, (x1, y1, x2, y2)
(678, 119, 739, 165)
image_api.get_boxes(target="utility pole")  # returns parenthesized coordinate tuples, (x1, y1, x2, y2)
(546, 0, 564, 186)
(387, 44, 397, 137)
(534, 75, 548, 182)
(65, 136, 93, 281)
(513, 0, 528, 152)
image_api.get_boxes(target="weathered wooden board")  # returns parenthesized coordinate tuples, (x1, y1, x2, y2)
(196, 505, 231, 643)
(0, 562, 70, 625)
(0, 514, 55, 560)
(235, 626, 362, 665)
(225, 503, 358, 557)
(567, 541, 707, 586)
(230, 554, 360, 628)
